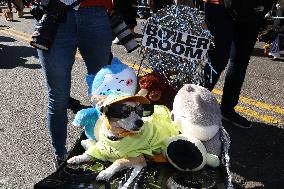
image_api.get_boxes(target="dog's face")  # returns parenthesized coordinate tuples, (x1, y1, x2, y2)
(4, 9, 13, 21)
(106, 101, 145, 133)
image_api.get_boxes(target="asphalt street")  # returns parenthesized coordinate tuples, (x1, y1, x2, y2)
(0, 7, 284, 189)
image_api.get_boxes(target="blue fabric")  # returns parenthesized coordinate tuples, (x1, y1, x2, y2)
(203, 3, 261, 112)
(7, 0, 12, 10)
(37, 7, 112, 158)
(73, 108, 100, 140)
(270, 34, 280, 54)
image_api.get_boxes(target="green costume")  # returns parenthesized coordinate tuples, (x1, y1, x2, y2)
(85, 105, 179, 162)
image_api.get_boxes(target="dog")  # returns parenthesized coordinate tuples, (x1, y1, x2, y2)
(3, 9, 13, 21)
(67, 94, 179, 181)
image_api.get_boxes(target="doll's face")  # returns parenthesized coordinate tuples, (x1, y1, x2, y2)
(94, 69, 137, 95)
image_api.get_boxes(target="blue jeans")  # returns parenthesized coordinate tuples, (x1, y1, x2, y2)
(203, 3, 261, 113)
(7, 0, 12, 10)
(37, 7, 112, 158)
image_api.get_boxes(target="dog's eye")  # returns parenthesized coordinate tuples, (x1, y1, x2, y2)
(121, 105, 130, 112)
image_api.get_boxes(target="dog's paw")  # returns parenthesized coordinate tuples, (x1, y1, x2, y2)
(96, 169, 114, 181)
(67, 154, 93, 164)
(81, 139, 97, 150)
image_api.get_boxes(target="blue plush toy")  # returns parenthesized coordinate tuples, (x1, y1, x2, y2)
(86, 57, 137, 97)
(73, 108, 100, 140)
(73, 57, 137, 141)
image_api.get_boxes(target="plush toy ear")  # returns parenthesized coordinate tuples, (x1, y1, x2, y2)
(165, 134, 207, 172)
(111, 57, 123, 65)
(86, 74, 95, 96)
(72, 107, 100, 140)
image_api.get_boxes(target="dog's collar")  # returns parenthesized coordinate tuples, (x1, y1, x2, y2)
(105, 135, 122, 141)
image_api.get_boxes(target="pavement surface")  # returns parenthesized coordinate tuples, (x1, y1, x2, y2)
(0, 6, 284, 189)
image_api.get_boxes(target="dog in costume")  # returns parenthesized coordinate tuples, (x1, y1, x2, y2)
(73, 57, 137, 142)
(67, 92, 179, 180)
(165, 84, 222, 171)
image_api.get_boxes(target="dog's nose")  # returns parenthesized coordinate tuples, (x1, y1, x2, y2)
(134, 119, 144, 128)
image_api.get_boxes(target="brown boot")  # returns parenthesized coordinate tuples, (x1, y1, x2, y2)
(17, 10, 24, 17)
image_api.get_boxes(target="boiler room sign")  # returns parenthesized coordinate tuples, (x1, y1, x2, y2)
(142, 24, 211, 61)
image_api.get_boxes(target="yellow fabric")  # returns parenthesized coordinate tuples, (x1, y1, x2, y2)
(85, 105, 179, 162)
(103, 92, 150, 107)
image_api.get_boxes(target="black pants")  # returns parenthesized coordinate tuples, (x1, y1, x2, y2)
(203, 3, 262, 113)
(151, 0, 173, 12)
(114, 0, 137, 30)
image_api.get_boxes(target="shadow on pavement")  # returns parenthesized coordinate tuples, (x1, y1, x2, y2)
(223, 120, 284, 189)
(0, 35, 15, 42)
(21, 15, 34, 19)
(68, 97, 92, 114)
(0, 36, 40, 69)
(251, 47, 267, 57)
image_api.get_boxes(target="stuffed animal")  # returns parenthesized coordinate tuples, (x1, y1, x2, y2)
(73, 108, 100, 140)
(73, 57, 137, 141)
(86, 57, 137, 97)
(137, 72, 177, 110)
(165, 84, 222, 171)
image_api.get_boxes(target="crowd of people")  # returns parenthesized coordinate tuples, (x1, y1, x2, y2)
(260, 1, 284, 60)
(1, 0, 278, 169)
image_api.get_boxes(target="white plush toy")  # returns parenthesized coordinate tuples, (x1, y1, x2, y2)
(165, 84, 222, 171)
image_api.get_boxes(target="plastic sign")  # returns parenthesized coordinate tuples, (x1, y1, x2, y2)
(142, 24, 210, 61)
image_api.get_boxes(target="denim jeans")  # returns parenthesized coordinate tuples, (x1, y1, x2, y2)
(7, 0, 12, 10)
(37, 7, 112, 158)
(203, 3, 261, 113)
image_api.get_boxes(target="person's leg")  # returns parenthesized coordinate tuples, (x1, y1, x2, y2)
(11, 0, 19, 10)
(12, 0, 24, 17)
(203, 3, 233, 91)
(7, 0, 12, 11)
(37, 10, 77, 160)
(77, 7, 112, 76)
(114, 0, 137, 30)
(221, 20, 261, 112)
